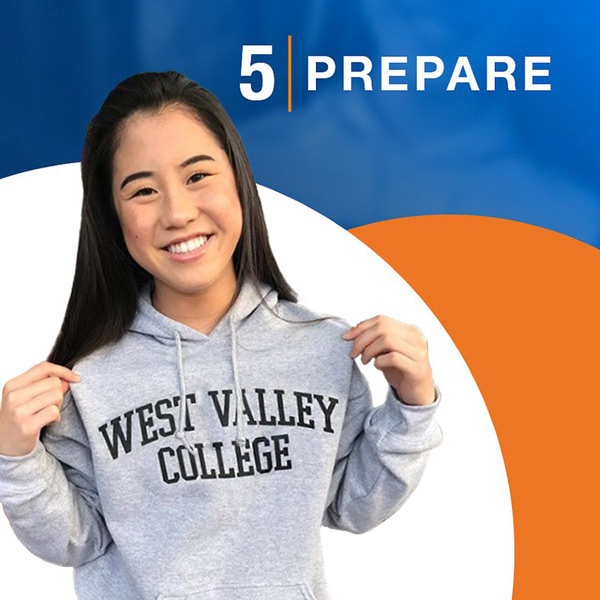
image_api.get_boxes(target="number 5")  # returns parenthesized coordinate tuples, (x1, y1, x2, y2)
(240, 45, 275, 101)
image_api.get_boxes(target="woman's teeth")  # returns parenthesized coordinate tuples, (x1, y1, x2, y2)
(165, 235, 210, 254)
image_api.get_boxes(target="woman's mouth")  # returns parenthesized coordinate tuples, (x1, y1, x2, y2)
(161, 234, 214, 262)
(163, 234, 212, 254)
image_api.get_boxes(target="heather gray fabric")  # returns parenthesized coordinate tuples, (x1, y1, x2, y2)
(0, 277, 443, 600)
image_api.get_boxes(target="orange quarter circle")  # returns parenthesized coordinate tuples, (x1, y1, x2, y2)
(350, 215, 600, 599)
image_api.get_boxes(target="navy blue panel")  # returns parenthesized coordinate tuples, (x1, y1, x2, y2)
(0, 1, 598, 246)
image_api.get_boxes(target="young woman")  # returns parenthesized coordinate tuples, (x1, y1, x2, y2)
(0, 71, 442, 600)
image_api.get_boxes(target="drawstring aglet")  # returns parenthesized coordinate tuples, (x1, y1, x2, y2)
(175, 430, 196, 456)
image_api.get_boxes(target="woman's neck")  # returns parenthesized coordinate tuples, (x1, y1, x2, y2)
(150, 273, 240, 335)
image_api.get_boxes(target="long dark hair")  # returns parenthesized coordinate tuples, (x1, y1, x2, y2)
(47, 71, 299, 369)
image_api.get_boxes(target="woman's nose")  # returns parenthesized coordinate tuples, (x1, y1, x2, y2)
(160, 186, 199, 228)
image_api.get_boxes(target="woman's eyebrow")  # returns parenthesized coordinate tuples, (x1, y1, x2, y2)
(179, 154, 215, 169)
(120, 171, 153, 190)
(119, 155, 215, 190)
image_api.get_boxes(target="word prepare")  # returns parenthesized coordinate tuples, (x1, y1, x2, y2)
(308, 55, 551, 91)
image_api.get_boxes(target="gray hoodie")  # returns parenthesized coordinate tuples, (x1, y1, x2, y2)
(0, 277, 443, 600)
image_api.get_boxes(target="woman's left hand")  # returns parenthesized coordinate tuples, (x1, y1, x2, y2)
(343, 316, 436, 406)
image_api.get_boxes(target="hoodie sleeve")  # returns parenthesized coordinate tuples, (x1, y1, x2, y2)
(322, 360, 443, 534)
(0, 389, 113, 566)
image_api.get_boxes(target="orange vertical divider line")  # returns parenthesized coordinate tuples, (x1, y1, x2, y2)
(288, 35, 292, 112)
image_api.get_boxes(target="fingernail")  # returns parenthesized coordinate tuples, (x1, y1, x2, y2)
(73, 372, 82, 381)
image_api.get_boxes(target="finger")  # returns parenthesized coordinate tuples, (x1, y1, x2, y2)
(28, 404, 61, 434)
(5, 361, 80, 395)
(350, 321, 421, 362)
(14, 387, 65, 418)
(373, 351, 414, 371)
(344, 317, 422, 348)
(360, 336, 399, 364)
(361, 337, 420, 364)
(342, 316, 382, 340)
(374, 352, 431, 383)
(5, 376, 66, 408)
(348, 324, 382, 359)
(377, 321, 426, 349)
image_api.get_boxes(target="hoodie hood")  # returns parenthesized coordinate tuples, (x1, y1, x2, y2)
(128, 277, 279, 454)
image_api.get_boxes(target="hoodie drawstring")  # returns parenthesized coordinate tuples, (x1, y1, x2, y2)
(174, 331, 196, 455)
(229, 315, 246, 447)
(173, 319, 247, 457)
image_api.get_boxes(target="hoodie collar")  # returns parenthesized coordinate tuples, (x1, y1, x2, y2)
(129, 277, 278, 454)
(130, 277, 278, 342)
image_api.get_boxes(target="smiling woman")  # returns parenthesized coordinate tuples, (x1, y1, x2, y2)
(111, 106, 243, 330)
(0, 71, 443, 600)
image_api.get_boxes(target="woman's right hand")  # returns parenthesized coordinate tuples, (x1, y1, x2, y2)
(0, 361, 81, 457)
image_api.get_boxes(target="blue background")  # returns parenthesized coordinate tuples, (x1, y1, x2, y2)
(1, 1, 598, 246)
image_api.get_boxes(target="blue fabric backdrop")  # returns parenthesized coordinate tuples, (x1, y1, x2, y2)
(1, 1, 598, 246)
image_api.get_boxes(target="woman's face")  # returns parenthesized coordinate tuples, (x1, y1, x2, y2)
(111, 105, 243, 301)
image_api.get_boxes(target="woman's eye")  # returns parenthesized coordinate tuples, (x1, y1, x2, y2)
(188, 172, 207, 184)
(132, 187, 155, 198)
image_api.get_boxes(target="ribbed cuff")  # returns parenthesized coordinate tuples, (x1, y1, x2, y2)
(392, 384, 441, 407)
(0, 440, 53, 502)
(368, 385, 443, 449)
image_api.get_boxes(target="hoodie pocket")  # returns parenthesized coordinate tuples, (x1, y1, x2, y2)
(156, 582, 317, 600)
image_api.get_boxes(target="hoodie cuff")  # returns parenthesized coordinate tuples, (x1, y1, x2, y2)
(393, 384, 441, 408)
(0, 440, 53, 502)
(368, 385, 443, 450)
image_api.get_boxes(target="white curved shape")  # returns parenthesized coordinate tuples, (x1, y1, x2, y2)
(0, 164, 513, 600)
